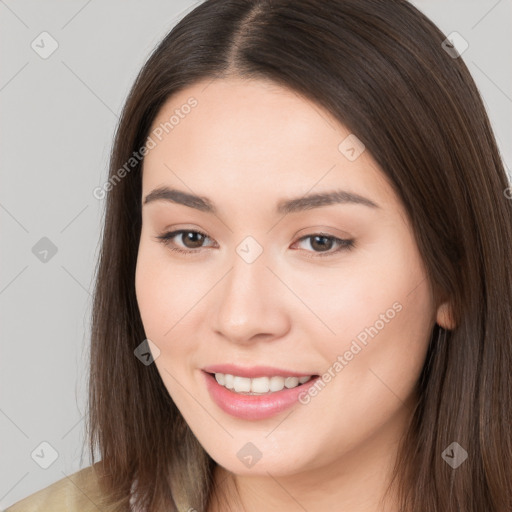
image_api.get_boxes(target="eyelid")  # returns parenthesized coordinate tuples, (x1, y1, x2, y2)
(294, 225, 353, 240)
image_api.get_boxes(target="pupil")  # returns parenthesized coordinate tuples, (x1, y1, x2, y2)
(312, 235, 331, 251)
(185, 232, 203, 248)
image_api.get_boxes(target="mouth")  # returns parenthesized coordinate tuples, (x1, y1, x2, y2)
(202, 369, 321, 420)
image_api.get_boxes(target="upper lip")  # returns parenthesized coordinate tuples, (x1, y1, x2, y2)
(202, 364, 317, 378)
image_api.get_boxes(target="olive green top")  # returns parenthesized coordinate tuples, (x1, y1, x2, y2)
(4, 463, 117, 512)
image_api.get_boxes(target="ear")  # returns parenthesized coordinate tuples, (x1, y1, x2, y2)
(436, 300, 456, 330)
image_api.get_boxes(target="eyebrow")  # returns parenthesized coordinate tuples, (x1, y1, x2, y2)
(143, 186, 379, 214)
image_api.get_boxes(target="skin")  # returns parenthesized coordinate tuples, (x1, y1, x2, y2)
(135, 77, 454, 512)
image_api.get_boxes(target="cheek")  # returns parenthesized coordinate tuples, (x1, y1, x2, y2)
(135, 239, 198, 340)
(135, 248, 210, 429)
(314, 236, 434, 414)
(134, 239, 206, 390)
(311, 229, 435, 376)
(135, 243, 167, 337)
(135, 250, 183, 383)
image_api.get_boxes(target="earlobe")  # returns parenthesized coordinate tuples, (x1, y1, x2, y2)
(436, 301, 456, 330)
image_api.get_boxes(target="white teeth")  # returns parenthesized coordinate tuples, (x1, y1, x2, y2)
(269, 376, 285, 392)
(251, 376, 270, 393)
(224, 374, 234, 389)
(213, 373, 314, 394)
(233, 376, 251, 392)
(284, 376, 299, 388)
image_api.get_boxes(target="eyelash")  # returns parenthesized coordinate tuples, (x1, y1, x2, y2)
(155, 229, 354, 258)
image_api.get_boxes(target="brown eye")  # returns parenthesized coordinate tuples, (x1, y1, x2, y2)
(293, 233, 354, 258)
(309, 235, 335, 252)
(155, 229, 213, 254)
(178, 231, 207, 249)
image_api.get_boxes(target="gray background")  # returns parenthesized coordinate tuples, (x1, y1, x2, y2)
(1, 0, 511, 508)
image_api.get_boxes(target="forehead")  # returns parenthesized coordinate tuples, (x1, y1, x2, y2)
(141, 77, 395, 212)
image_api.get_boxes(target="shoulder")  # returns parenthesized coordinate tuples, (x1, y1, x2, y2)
(4, 462, 115, 512)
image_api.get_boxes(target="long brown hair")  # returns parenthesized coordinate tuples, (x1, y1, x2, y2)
(85, 1, 512, 510)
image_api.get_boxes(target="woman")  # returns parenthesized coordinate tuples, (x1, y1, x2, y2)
(7, 0, 511, 511)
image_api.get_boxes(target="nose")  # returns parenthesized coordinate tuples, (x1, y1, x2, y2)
(211, 248, 291, 345)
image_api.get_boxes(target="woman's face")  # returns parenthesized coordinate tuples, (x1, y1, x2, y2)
(135, 77, 450, 478)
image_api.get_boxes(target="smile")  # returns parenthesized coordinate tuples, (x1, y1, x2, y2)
(213, 373, 313, 394)
(202, 370, 320, 420)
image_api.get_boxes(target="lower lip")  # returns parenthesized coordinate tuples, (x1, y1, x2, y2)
(202, 371, 320, 420)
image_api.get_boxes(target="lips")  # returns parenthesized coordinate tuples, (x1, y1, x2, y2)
(201, 366, 320, 420)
